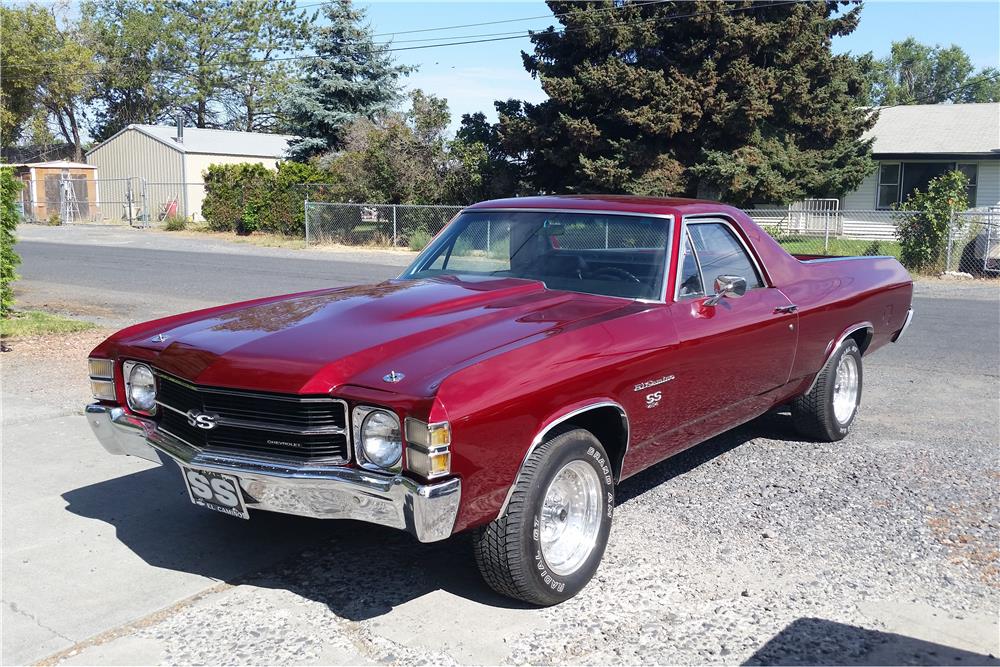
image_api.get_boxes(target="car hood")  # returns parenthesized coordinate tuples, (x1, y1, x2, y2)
(104, 275, 630, 396)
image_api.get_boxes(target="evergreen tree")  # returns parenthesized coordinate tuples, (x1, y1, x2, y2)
(221, 0, 313, 132)
(500, 0, 876, 205)
(284, 0, 411, 160)
(456, 110, 524, 199)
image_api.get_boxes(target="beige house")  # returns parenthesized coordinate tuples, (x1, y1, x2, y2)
(86, 124, 295, 221)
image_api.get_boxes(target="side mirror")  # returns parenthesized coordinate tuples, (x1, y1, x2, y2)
(703, 275, 747, 306)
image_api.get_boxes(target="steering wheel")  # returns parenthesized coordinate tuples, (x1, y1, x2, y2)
(592, 267, 641, 284)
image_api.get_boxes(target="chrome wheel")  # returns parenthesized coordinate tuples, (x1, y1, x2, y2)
(539, 460, 603, 576)
(832, 353, 859, 424)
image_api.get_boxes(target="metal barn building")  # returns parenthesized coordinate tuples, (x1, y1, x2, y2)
(86, 124, 295, 222)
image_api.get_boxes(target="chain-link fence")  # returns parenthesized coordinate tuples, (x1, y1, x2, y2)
(303, 201, 998, 276)
(18, 176, 148, 226)
(16, 177, 210, 226)
(744, 206, 1000, 275)
(19, 177, 996, 277)
(952, 209, 1000, 275)
(304, 202, 462, 248)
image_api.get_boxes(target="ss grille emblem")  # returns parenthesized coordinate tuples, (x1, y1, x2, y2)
(186, 410, 218, 430)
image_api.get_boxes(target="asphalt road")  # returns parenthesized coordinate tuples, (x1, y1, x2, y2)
(3, 224, 998, 665)
(13, 225, 409, 328)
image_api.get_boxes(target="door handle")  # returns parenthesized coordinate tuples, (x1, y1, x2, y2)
(774, 304, 798, 314)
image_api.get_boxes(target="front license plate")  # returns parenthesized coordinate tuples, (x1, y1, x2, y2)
(180, 466, 249, 520)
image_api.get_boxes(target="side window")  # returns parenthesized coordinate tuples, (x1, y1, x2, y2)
(689, 223, 763, 290)
(678, 230, 704, 298)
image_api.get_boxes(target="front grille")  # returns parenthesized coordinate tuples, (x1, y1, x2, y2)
(154, 371, 349, 463)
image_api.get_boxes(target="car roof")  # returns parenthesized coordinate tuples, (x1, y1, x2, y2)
(464, 195, 733, 216)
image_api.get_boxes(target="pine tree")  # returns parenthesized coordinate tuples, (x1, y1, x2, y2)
(500, 0, 877, 205)
(284, 0, 411, 160)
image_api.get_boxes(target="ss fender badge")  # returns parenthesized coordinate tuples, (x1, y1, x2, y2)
(634, 375, 674, 392)
(151, 333, 169, 343)
(645, 391, 663, 409)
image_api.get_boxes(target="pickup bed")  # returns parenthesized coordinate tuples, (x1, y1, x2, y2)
(85, 195, 913, 605)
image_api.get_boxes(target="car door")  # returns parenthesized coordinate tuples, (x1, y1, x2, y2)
(663, 218, 797, 450)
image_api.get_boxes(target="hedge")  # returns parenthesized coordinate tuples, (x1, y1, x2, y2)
(1, 167, 22, 317)
(201, 161, 326, 236)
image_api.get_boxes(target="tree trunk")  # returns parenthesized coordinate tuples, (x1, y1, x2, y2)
(68, 109, 82, 162)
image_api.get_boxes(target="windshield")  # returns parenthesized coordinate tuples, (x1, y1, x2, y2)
(401, 210, 671, 300)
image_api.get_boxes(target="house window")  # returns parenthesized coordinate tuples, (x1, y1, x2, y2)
(877, 162, 980, 209)
(957, 163, 978, 207)
(877, 163, 900, 209)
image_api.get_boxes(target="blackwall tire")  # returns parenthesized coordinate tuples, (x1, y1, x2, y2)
(792, 339, 863, 442)
(472, 429, 614, 606)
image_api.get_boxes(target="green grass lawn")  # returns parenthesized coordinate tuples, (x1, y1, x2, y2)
(774, 236, 902, 259)
(0, 310, 96, 338)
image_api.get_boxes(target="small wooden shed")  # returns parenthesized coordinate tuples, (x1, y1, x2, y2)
(13, 160, 99, 223)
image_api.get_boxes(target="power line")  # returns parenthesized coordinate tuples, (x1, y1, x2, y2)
(2, 0, 805, 81)
(875, 70, 1000, 109)
(4, 0, 673, 73)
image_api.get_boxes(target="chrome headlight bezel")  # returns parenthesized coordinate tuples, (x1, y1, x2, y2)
(123, 361, 157, 415)
(352, 406, 402, 473)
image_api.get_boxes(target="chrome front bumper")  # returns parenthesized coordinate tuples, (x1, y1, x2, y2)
(85, 403, 461, 542)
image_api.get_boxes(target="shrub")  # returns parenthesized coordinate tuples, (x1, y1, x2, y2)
(408, 227, 432, 251)
(894, 170, 969, 272)
(1, 168, 21, 318)
(46, 213, 62, 226)
(201, 161, 328, 237)
(164, 215, 187, 231)
(862, 240, 882, 256)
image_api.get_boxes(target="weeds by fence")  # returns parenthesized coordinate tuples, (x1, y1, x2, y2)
(304, 202, 461, 249)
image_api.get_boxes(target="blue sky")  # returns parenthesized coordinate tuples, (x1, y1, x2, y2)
(355, 0, 1000, 129)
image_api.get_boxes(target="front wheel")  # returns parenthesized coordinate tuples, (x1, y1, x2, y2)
(472, 429, 614, 605)
(792, 338, 863, 441)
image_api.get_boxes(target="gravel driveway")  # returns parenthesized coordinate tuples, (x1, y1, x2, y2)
(6, 225, 998, 665)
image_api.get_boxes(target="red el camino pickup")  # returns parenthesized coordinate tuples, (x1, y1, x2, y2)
(86, 196, 914, 604)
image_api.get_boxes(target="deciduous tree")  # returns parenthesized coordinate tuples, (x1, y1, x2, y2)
(0, 3, 96, 160)
(867, 38, 1000, 105)
(321, 91, 482, 205)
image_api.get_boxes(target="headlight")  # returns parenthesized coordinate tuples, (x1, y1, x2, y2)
(123, 361, 157, 414)
(355, 408, 402, 470)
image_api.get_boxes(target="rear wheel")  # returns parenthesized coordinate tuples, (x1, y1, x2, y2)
(472, 429, 614, 605)
(792, 339, 863, 441)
